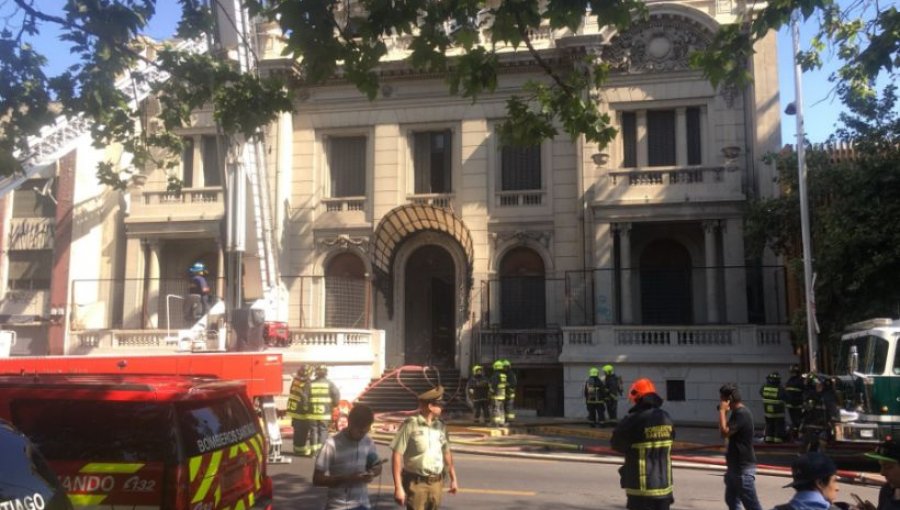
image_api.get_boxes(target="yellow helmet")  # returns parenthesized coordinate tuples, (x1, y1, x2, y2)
(589, 367, 600, 377)
(472, 365, 483, 374)
(492, 360, 504, 370)
(603, 364, 614, 375)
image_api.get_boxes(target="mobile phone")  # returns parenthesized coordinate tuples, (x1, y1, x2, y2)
(368, 458, 388, 468)
(851, 493, 865, 506)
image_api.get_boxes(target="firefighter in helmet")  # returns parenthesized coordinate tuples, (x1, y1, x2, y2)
(502, 359, 517, 423)
(784, 364, 805, 439)
(760, 371, 786, 443)
(584, 367, 607, 428)
(466, 365, 491, 424)
(603, 364, 624, 424)
(287, 365, 314, 456)
(307, 365, 340, 455)
(186, 261, 211, 320)
(489, 360, 507, 427)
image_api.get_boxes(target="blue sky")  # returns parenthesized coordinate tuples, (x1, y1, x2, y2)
(15, 0, 880, 146)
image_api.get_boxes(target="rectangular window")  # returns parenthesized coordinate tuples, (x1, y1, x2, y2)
(666, 380, 686, 401)
(501, 144, 541, 191)
(413, 130, 452, 194)
(181, 138, 195, 188)
(12, 180, 55, 218)
(647, 110, 676, 167)
(7, 250, 53, 290)
(686, 107, 702, 165)
(621, 112, 637, 168)
(328, 136, 367, 197)
(201, 135, 222, 187)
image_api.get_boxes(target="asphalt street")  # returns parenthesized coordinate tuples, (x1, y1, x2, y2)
(269, 445, 885, 510)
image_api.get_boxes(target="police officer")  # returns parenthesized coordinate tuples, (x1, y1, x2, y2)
(502, 359, 517, 424)
(466, 365, 491, 425)
(611, 378, 675, 510)
(287, 365, 314, 456)
(603, 364, 624, 424)
(784, 365, 805, 439)
(584, 367, 607, 428)
(307, 365, 340, 455)
(489, 360, 507, 427)
(760, 371, 787, 443)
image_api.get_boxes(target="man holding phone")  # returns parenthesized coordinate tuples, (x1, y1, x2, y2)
(718, 383, 763, 510)
(313, 404, 382, 510)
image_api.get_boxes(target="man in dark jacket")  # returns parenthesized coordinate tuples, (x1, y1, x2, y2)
(611, 378, 675, 510)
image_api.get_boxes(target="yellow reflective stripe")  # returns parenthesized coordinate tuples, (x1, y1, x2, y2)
(68, 494, 108, 506)
(249, 435, 263, 463)
(631, 440, 673, 449)
(189, 455, 203, 482)
(625, 486, 674, 497)
(215, 485, 222, 506)
(639, 454, 646, 491)
(80, 462, 144, 474)
(235, 498, 247, 510)
(248, 491, 256, 507)
(230, 445, 240, 458)
(192, 450, 223, 503)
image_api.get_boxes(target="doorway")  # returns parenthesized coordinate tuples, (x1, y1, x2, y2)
(404, 245, 456, 366)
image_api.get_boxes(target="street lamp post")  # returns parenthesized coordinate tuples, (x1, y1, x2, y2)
(790, 11, 818, 372)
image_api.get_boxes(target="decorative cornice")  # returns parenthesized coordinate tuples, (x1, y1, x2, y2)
(317, 234, 370, 252)
(491, 230, 553, 249)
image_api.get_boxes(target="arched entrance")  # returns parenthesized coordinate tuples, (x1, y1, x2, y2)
(640, 239, 693, 324)
(404, 245, 456, 366)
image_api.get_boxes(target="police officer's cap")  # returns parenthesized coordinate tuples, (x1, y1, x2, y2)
(418, 385, 445, 405)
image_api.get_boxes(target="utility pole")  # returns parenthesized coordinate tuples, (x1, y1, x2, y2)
(790, 11, 818, 372)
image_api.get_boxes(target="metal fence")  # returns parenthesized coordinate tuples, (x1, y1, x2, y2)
(478, 265, 788, 328)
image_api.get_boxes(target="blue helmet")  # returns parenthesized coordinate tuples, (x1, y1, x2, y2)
(189, 262, 207, 275)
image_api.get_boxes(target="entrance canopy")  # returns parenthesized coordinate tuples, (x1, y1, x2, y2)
(371, 204, 474, 316)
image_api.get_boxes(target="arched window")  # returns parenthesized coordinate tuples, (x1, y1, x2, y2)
(499, 247, 546, 328)
(324, 253, 367, 328)
(639, 239, 692, 324)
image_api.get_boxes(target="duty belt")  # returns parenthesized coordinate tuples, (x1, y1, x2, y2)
(403, 471, 443, 483)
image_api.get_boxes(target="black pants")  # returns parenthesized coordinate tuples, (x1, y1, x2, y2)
(472, 400, 490, 423)
(764, 416, 786, 443)
(606, 398, 618, 421)
(292, 419, 312, 456)
(587, 402, 605, 425)
(787, 407, 803, 435)
(626, 495, 672, 510)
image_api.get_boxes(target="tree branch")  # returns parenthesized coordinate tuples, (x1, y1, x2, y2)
(513, 9, 573, 94)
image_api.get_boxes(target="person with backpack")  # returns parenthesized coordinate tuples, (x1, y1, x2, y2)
(584, 367, 607, 428)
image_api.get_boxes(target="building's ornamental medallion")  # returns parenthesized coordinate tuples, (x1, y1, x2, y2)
(602, 15, 713, 73)
(491, 230, 552, 249)
(316, 234, 370, 252)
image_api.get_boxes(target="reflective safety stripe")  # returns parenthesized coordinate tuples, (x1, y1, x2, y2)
(631, 440, 673, 449)
(625, 486, 674, 497)
(68, 494, 108, 506)
(79, 463, 144, 474)
(191, 450, 223, 503)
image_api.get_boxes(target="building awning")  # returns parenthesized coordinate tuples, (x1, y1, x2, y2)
(370, 204, 474, 317)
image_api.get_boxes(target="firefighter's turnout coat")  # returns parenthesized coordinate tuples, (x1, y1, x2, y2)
(610, 393, 675, 507)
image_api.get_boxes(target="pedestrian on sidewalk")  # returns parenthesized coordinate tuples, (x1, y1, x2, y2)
(391, 386, 459, 510)
(771, 452, 843, 510)
(611, 378, 675, 510)
(718, 383, 764, 510)
(313, 404, 382, 510)
(861, 438, 900, 510)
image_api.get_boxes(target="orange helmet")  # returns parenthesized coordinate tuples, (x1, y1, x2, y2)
(628, 378, 656, 404)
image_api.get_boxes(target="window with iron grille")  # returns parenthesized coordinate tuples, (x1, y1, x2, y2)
(324, 253, 367, 328)
(499, 247, 546, 328)
(328, 136, 367, 197)
(620, 107, 703, 168)
(501, 144, 541, 191)
(413, 130, 452, 194)
(7, 250, 53, 290)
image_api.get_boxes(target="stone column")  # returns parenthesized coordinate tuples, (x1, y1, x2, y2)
(123, 237, 146, 329)
(217, 240, 226, 301)
(722, 218, 749, 322)
(618, 223, 633, 324)
(675, 107, 687, 166)
(703, 220, 720, 323)
(593, 221, 615, 324)
(636, 113, 648, 168)
(146, 240, 161, 328)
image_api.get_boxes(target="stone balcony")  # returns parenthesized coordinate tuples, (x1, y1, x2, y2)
(593, 165, 744, 205)
(125, 186, 225, 235)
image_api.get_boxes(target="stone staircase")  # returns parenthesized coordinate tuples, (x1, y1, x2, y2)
(354, 367, 470, 416)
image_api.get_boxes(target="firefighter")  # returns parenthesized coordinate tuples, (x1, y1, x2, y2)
(760, 371, 787, 443)
(784, 365, 805, 439)
(800, 374, 836, 453)
(489, 360, 507, 427)
(186, 261, 211, 320)
(287, 365, 313, 456)
(584, 367, 607, 428)
(308, 365, 340, 455)
(603, 364, 624, 424)
(502, 359, 517, 424)
(466, 365, 491, 424)
(611, 378, 675, 510)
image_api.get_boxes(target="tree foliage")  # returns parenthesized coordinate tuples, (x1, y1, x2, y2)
(746, 84, 900, 351)
(0, 0, 897, 188)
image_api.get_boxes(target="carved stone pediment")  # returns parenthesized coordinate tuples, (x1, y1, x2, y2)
(602, 16, 713, 74)
(316, 234, 370, 252)
(491, 230, 553, 249)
